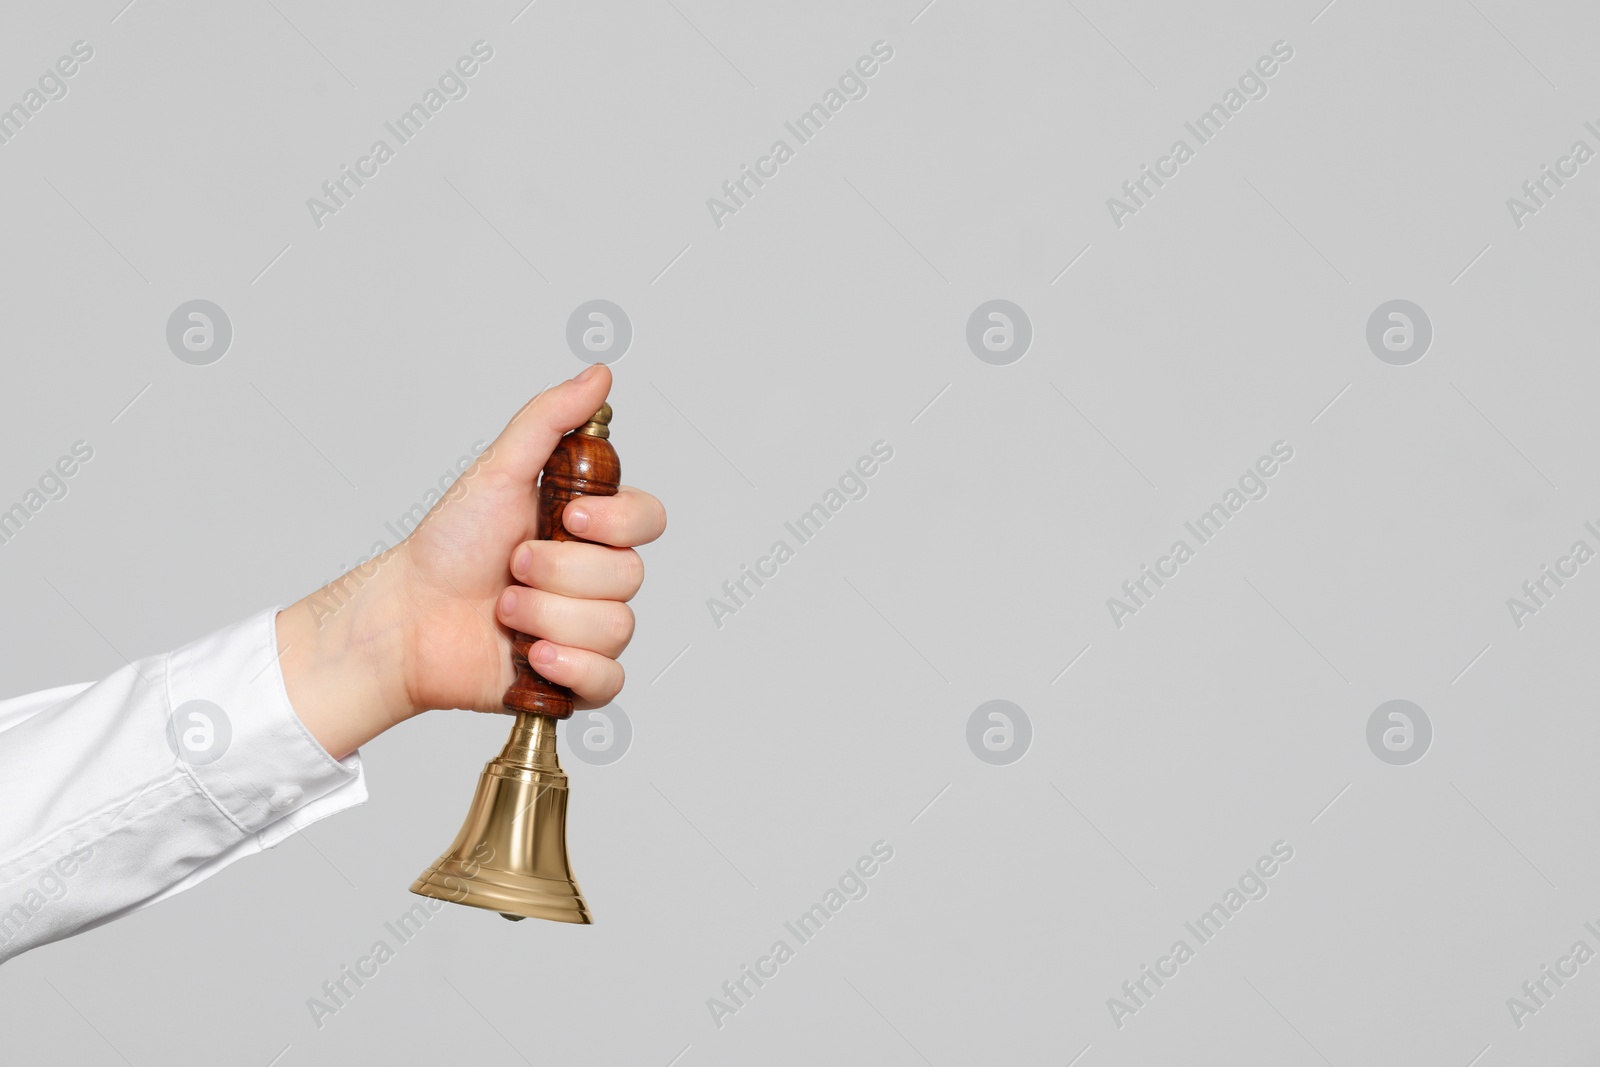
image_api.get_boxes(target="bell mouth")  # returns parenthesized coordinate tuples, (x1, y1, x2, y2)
(410, 860, 592, 924)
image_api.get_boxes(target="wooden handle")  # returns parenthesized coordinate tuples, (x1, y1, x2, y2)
(503, 405, 620, 720)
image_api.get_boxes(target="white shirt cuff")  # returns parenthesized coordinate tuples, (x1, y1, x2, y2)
(166, 607, 363, 833)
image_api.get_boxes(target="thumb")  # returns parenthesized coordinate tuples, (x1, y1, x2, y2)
(486, 364, 612, 483)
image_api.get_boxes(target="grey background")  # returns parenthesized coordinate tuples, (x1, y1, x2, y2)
(1, 0, 1597, 1063)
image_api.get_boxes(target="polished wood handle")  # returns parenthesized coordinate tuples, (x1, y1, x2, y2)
(503, 404, 619, 720)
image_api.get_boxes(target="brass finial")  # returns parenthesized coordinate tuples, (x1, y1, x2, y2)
(578, 402, 612, 439)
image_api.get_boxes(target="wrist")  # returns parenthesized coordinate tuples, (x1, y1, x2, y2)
(276, 548, 417, 760)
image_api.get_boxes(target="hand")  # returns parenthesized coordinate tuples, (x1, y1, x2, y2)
(276, 365, 667, 760)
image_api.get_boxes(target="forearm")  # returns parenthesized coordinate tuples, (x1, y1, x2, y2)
(0, 610, 365, 962)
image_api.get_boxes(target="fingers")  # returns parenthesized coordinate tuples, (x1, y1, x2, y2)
(498, 579, 631, 707)
(498, 585, 635, 658)
(512, 540, 644, 601)
(485, 365, 613, 484)
(525, 640, 625, 707)
(562, 486, 667, 547)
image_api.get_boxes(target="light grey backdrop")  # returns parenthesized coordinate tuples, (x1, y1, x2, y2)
(2, 0, 1597, 1063)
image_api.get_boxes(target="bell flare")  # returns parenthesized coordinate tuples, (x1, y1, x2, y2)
(410, 859, 590, 925)
(410, 715, 591, 925)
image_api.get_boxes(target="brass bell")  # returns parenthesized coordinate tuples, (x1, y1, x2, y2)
(410, 712, 589, 923)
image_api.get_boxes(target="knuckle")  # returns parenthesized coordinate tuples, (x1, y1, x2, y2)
(603, 661, 626, 702)
(616, 549, 645, 594)
(532, 590, 564, 632)
(607, 604, 636, 645)
(596, 499, 628, 539)
(481, 466, 519, 497)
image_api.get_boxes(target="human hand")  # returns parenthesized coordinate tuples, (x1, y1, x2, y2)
(277, 365, 667, 759)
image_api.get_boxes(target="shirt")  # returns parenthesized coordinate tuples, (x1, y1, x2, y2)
(0, 607, 367, 962)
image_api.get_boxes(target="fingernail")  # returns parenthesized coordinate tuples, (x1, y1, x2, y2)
(566, 505, 590, 533)
(500, 588, 519, 615)
(533, 642, 558, 665)
(512, 544, 531, 577)
(576, 365, 601, 383)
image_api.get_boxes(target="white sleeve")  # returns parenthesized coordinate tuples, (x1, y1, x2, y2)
(0, 606, 367, 963)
